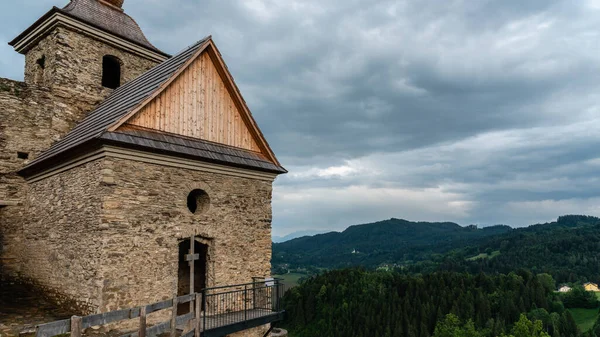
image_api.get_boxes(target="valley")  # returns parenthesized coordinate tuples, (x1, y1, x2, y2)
(274, 215, 600, 337)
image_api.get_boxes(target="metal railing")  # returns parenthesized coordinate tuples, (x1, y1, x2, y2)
(201, 279, 283, 331)
(35, 279, 285, 337)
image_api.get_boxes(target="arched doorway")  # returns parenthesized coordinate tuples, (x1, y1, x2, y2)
(177, 237, 208, 314)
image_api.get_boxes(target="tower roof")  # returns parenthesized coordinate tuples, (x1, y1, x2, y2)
(61, 0, 158, 52)
(10, 0, 169, 60)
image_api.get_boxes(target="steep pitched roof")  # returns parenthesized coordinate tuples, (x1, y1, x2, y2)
(9, 0, 168, 57)
(19, 37, 286, 177)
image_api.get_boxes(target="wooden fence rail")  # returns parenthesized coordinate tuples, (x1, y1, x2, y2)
(35, 280, 285, 337)
(35, 293, 199, 337)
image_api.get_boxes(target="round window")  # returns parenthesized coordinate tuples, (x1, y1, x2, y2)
(187, 189, 210, 214)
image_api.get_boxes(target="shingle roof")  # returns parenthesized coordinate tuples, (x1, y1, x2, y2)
(19, 37, 287, 177)
(9, 0, 168, 57)
(62, 0, 160, 53)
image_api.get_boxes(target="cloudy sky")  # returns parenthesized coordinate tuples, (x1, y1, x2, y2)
(3, 0, 600, 236)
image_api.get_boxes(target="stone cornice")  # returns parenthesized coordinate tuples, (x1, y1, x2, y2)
(10, 11, 168, 63)
(26, 146, 278, 183)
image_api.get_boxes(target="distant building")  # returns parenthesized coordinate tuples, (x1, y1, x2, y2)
(584, 282, 600, 292)
(558, 286, 572, 293)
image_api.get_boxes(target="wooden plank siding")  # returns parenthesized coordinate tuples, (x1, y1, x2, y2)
(126, 52, 261, 152)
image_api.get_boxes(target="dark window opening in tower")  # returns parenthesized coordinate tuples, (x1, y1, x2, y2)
(36, 55, 46, 69)
(33, 55, 46, 85)
(102, 55, 121, 89)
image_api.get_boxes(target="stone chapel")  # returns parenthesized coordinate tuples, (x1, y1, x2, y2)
(0, 0, 286, 332)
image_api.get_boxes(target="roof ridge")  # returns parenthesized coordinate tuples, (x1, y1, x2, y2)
(171, 36, 213, 57)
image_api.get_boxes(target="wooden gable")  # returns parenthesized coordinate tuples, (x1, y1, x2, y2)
(114, 40, 279, 163)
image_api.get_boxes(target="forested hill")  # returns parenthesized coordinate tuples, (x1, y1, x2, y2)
(282, 269, 585, 337)
(413, 215, 600, 284)
(273, 215, 600, 283)
(272, 218, 511, 270)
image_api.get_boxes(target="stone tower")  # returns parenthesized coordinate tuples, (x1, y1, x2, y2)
(1, 0, 167, 276)
(11, 0, 169, 111)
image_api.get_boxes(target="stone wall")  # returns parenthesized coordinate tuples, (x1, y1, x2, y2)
(0, 78, 55, 277)
(24, 27, 159, 135)
(1, 24, 160, 278)
(0, 78, 52, 199)
(12, 160, 108, 313)
(3, 155, 273, 318)
(99, 158, 273, 312)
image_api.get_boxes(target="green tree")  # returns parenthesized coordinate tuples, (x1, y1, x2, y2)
(282, 270, 565, 337)
(502, 314, 551, 337)
(529, 308, 550, 330)
(433, 314, 481, 337)
(561, 286, 599, 309)
(559, 311, 579, 337)
(537, 274, 556, 293)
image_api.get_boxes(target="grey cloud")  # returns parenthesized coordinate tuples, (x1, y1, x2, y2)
(2, 0, 600, 236)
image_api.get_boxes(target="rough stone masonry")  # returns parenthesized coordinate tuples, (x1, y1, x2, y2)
(0, 1, 285, 337)
(0, 26, 158, 282)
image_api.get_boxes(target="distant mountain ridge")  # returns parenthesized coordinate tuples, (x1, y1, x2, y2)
(272, 218, 512, 270)
(272, 230, 331, 243)
(417, 214, 600, 283)
(273, 215, 600, 284)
